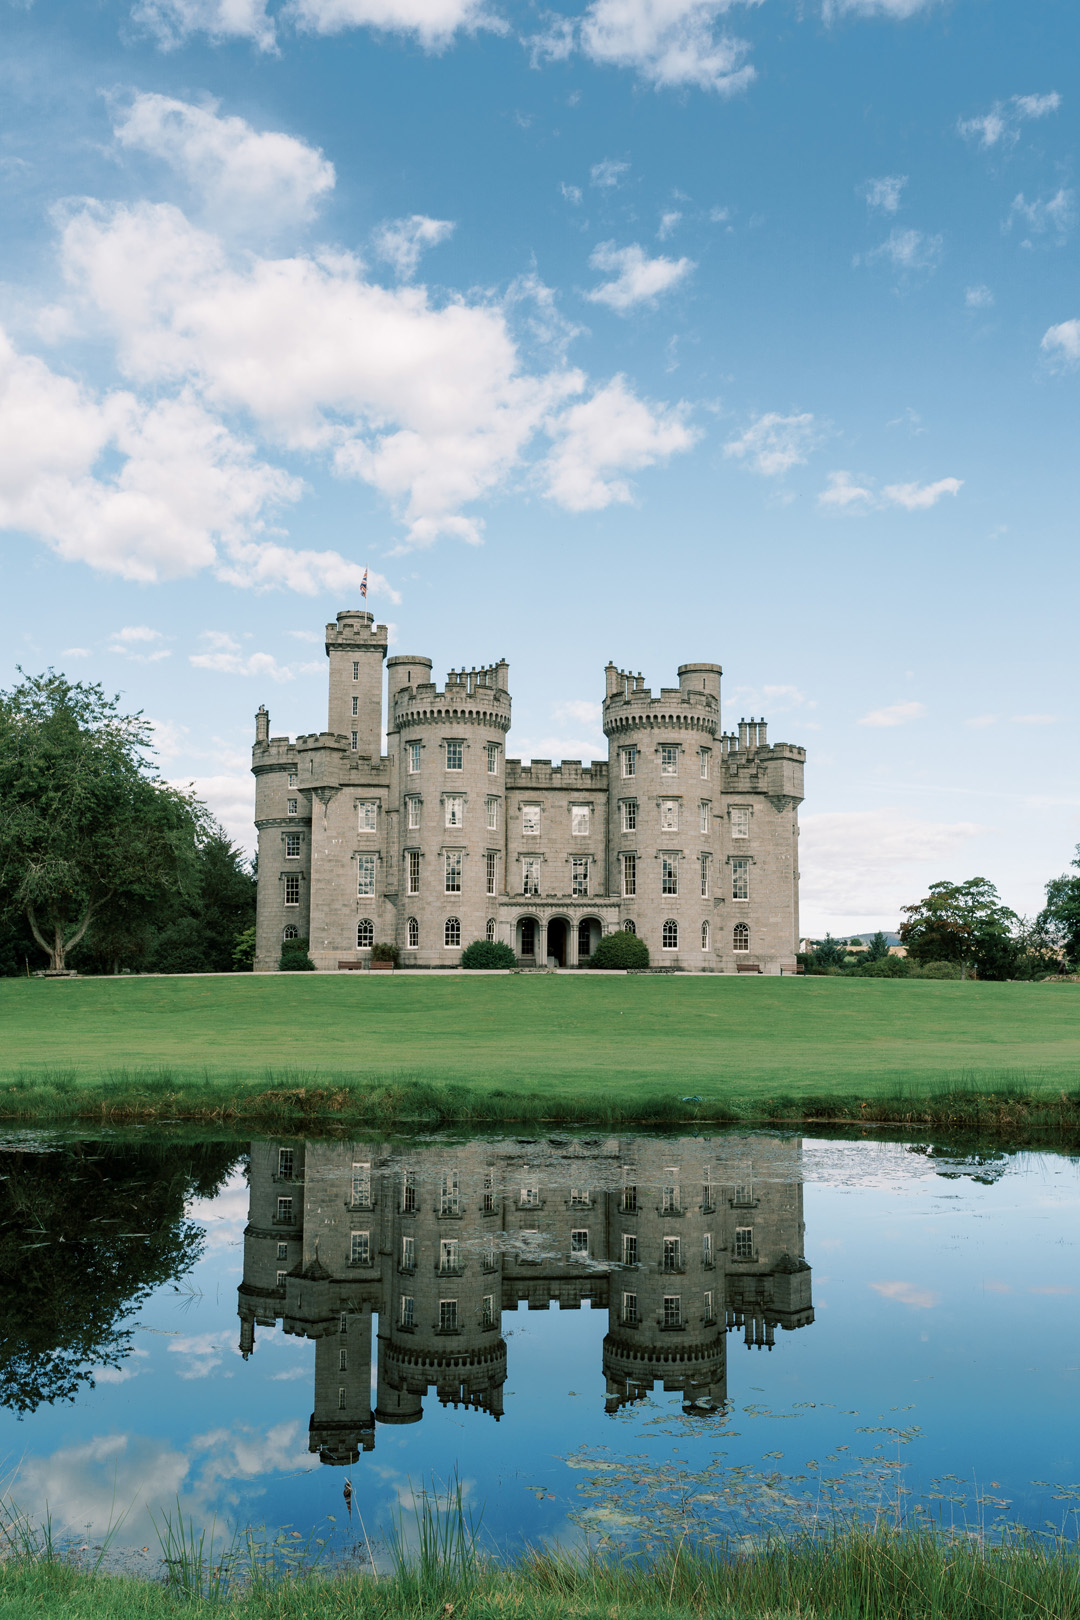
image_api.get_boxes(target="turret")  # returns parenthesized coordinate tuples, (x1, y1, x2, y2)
(325, 611, 388, 757)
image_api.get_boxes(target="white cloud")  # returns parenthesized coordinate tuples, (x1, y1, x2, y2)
(182, 768, 257, 849)
(132, 0, 278, 51)
(798, 808, 982, 934)
(862, 227, 942, 273)
(586, 242, 695, 311)
(290, 0, 500, 46)
(554, 698, 603, 727)
(881, 475, 961, 509)
(870, 1280, 940, 1309)
(579, 0, 759, 92)
(958, 91, 1062, 150)
(113, 94, 335, 231)
(1011, 713, 1056, 726)
(858, 700, 926, 726)
(189, 631, 322, 679)
(657, 210, 682, 239)
(724, 411, 819, 477)
(590, 158, 630, 188)
(542, 374, 698, 510)
(191, 1420, 312, 1484)
(1008, 188, 1075, 241)
(818, 469, 874, 510)
(373, 215, 455, 279)
(108, 625, 173, 661)
(560, 181, 583, 205)
(965, 283, 994, 308)
(860, 174, 906, 213)
(825, 0, 937, 14)
(168, 1328, 239, 1379)
(1041, 318, 1080, 366)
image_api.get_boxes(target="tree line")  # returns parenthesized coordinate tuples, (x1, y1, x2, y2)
(801, 870, 1080, 980)
(0, 671, 256, 976)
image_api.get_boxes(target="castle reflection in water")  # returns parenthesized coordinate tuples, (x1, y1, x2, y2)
(237, 1136, 814, 1465)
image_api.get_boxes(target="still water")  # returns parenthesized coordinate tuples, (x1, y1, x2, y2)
(0, 1130, 1077, 1570)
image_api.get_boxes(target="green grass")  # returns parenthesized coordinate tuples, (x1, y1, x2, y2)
(1, 974, 1078, 1131)
(1, 1528, 1078, 1620)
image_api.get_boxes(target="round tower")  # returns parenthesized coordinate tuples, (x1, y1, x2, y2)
(602, 661, 721, 968)
(388, 660, 511, 965)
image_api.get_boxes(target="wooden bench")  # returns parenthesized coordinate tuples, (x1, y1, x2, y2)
(736, 961, 762, 974)
(337, 959, 367, 971)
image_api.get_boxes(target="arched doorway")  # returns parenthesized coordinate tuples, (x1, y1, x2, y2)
(517, 916, 539, 961)
(577, 917, 602, 962)
(546, 917, 569, 967)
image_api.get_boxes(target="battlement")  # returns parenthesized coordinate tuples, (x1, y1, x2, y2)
(391, 669, 512, 732)
(324, 610, 389, 653)
(506, 758, 609, 786)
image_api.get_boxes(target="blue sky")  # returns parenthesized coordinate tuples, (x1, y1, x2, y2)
(1, 0, 1077, 934)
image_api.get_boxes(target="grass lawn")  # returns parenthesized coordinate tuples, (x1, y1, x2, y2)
(1, 974, 1078, 1128)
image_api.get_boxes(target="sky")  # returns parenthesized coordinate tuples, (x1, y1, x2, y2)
(1, 0, 1077, 937)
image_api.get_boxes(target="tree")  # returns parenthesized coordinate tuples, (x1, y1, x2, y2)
(0, 672, 203, 971)
(899, 878, 1019, 980)
(865, 931, 890, 962)
(1038, 845, 1080, 970)
(811, 933, 846, 969)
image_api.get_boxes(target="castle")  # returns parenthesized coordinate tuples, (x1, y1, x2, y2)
(236, 1134, 814, 1462)
(252, 611, 805, 973)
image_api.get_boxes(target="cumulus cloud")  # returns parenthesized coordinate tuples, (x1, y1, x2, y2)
(1008, 188, 1075, 242)
(817, 469, 875, 510)
(965, 284, 994, 308)
(881, 476, 962, 509)
(133, 0, 498, 50)
(373, 215, 455, 279)
(108, 625, 173, 661)
(858, 700, 927, 726)
(532, 0, 760, 94)
(861, 227, 942, 273)
(132, 0, 277, 50)
(870, 1280, 940, 1309)
(542, 375, 698, 510)
(818, 470, 961, 513)
(825, 0, 937, 14)
(189, 630, 323, 679)
(590, 158, 630, 188)
(586, 242, 695, 310)
(112, 93, 335, 230)
(860, 174, 906, 213)
(958, 91, 1062, 150)
(798, 808, 982, 935)
(724, 412, 819, 477)
(1041, 318, 1080, 366)
(657, 210, 682, 239)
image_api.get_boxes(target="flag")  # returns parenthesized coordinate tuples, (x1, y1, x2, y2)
(360, 568, 368, 599)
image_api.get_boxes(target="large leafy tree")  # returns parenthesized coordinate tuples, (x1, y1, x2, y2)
(899, 878, 1019, 979)
(1038, 845, 1080, 971)
(0, 672, 203, 971)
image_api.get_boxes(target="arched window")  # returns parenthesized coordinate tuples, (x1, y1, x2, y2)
(407, 917, 419, 949)
(662, 919, 679, 950)
(357, 919, 374, 948)
(623, 919, 636, 935)
(701, 921, 710, 951)
(282, 925, 299, 942)
(486, 918, 496, 942)
(733, 923, 750, 953)
(444, 917, 461, 948)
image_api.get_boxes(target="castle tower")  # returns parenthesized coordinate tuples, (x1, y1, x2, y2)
(387, 659, 511, 964)
(326, 611, 388, 756)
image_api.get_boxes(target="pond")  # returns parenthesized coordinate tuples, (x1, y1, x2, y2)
(0, 1128, 1077, 1574)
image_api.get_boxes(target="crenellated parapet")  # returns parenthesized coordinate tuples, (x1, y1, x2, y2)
(506, 759, 608, 786)
(721, 719, 805, 809)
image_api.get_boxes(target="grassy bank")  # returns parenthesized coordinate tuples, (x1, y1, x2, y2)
(1, 1529, 1078, 1619)
(1, 974, 1078, 1132)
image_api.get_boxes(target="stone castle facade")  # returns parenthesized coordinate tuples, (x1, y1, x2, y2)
(236, 1135, 814, 1464)
(252, 610, 805, 973)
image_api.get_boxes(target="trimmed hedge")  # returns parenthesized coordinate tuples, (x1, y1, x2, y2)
(279, 938, 316, 971)
(587, 931, 650, 970)
(461, 940, 518, 969)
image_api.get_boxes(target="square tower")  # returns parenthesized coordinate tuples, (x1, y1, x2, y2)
(326, 611, 388, 757)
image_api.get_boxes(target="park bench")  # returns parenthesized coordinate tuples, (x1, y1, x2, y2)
(736, 961, 762, 974)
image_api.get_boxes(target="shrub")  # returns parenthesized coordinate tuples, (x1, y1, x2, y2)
(232, 924, 257, 970)
(461, 939, 517, 969)
(371, 942, 400, 965)
(588, 931, 650, 970)
(279, 937, 316, 971)
(857, 954, 911, 978)
(918, 959, 963, 979)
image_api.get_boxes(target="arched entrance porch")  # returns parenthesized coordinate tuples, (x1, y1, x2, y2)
(576, 916, 603, 963)
(546, 917, 569, 967)
(516, 916, 540, 962)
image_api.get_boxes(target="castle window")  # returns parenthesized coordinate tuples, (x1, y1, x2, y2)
(408, 742, 421, 774)
(352, 661, 359, 680)
(351, 1163, 371, 1208)
(340, 1313, 348, 1335)
(486, 797, 498, 831)
(284, 874, 300, 906)
(287, 798, 298, 816)
(486, 744, 499, 774)
(622, 1181, 638, 1211)
(351, 696, 359, 716)
(407, 916, 419, 949)
(357, 919, 374, 948)
(439, 1300, 459, 1331)
(700, 802, 710, 834)
(276, 1196, 293, 1223)
(482, 1294, 495, 1328)
(439, 1238, 460, 1272)
(662, 1237, 682, 1272)
(704, 1289, 716, 1324)
(440, 1171, 460, 1216)
(731, 807, 750, 839)
(621, 800, 637, 832)
(522, 857, 541, 896)
(570, 1188, 589, 1209)
(623, 919, 636, 935)
(572, 857, 589, 897)
(483, 1167, 496, 1212)
(700, 855, 710, 898)
(350, 1231, 370, 1265)
(400, 1295, 414, 1328)
(520, 918, 536, 956)
(277, 1242, 288, 1259)
(703, 1232, 714, 1267)
(661, 744, 678, 775)
(570, 1229, 589, 1257)
(660, 800, 678, 832)
(338, 1387, 347, 1409)
(701, 920, 710, 951)
(522, 804, 541, 836)
(407, 797, 421, 829)
(445, 740, 464, 771)
(571, 805, 590, 836)
(276, 1271, 287, 1288)
(622, 747, 637, 778)
(733, 923, 750, 953)
(622, 1291, 639, 1325)
(278, 1147, 294, 1178)
(402, 1173, 417, 1214)
(734, 1226, 754, 1260)
(661, 858, 678, 896)
(445, 852, 462, 893)
(662, 1295, 682, 1328)
(444, 916, 461, 947)
(285, 833, 301, 859)
(622, 853, 637, 897)
(486, 917, 496, 941)
(662, 1172, 680, 1212)
(445, 795, 464, 828)
(357, 856, 376, 896)
(486, 852, 498, 896)
(519, 1178, 540, 1207)
(732, 858, 750, 901)
(288, 772, 297, 787)
(400, 1235, 416, 1271)
(407, 850, 421, 894)
(350, 732, 358, 751)
(662, 919, 679, 950)
(359, 802, 377, 830)
(622, 1233, 638, 1265)
(700, 748, 710, 779)
(282, 925, 299, 941)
